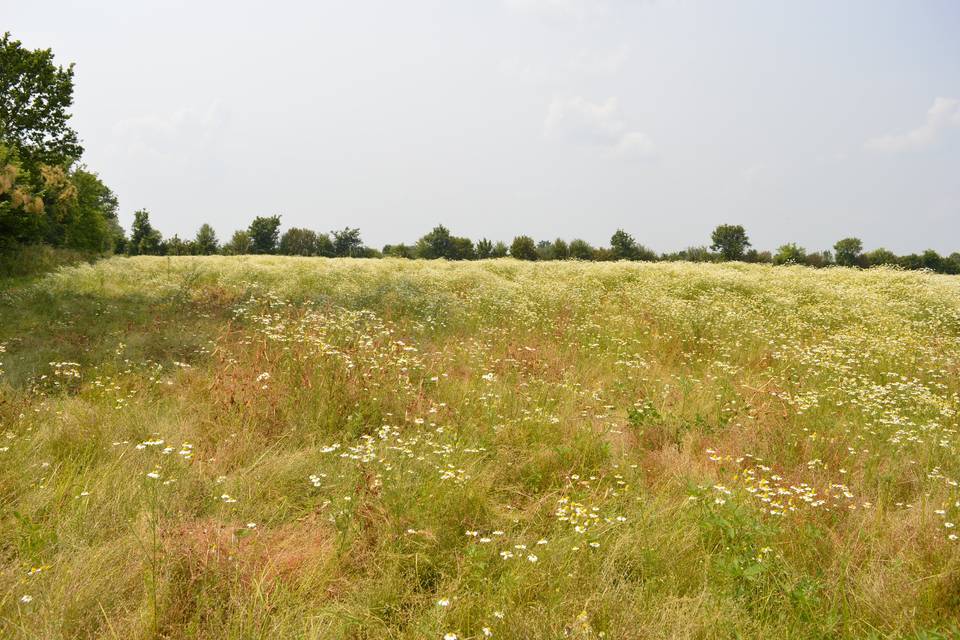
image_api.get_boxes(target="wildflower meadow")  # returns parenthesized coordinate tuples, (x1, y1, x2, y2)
(1, 256, 959, 639)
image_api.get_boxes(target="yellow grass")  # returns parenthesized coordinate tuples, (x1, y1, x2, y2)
(1, 256, 959, 638)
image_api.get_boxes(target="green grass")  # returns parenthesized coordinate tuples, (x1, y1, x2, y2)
(1, 256, 959, 639)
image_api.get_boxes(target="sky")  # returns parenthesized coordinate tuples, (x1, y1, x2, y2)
(5, 0, 960, 253)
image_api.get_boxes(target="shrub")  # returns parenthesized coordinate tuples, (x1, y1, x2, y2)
(510, 235, 538, 261)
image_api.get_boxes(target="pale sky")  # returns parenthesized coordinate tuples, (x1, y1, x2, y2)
(6, 0, 960, 253)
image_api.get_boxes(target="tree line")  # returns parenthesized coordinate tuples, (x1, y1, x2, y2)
(2, 32, 959, 276)
(117, 213, 960, 274)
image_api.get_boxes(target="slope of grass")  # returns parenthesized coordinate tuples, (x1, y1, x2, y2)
(1, 256, 959, 639)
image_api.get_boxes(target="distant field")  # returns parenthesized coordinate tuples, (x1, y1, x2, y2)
(2, 256, 959, 639)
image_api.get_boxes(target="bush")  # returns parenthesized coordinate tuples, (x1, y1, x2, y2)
(279, 228, 320, 256)
(773, 243, 807, 265)
(0, 244, 93, 278)
(568, 239, 594, 260)
(510, 235, 538, 261)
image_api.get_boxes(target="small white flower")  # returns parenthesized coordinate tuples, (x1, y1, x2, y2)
(437, 598, 450, 607)
(146, 471, 160, 480)
(444, 634, 458, 640)
(527, 554, 538, 563)
(20, 594, 33, 604)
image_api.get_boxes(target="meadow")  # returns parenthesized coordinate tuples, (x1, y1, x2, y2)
(1, 256, 959, 639)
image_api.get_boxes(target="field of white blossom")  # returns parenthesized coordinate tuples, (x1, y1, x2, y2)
(2, 256, 959, 639)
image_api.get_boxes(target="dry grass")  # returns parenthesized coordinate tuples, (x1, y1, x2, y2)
(1, 256, 959, 639)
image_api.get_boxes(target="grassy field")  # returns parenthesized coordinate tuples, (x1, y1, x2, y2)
(1, 256, 959, 639)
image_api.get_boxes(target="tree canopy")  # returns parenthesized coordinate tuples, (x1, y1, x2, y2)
(711, 224, 751, 261)
(0, 32, 83, 169)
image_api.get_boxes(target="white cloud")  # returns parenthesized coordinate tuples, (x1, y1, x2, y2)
(569, 45, 629, 75)
(498, 57, 549, 83)
(503, 0, 609, 22)
(111, 103, 226, 157)
(741, 164, 767, 186)
(865, 97, 960, 153)
(544, 96, 655, 159)
(615, 131, 656, 159)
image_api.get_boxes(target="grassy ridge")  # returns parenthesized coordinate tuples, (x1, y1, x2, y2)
(1, 256, 959, 639)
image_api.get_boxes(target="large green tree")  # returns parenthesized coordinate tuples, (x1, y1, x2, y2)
(0, 33, 83, 170)
(568, 239, 594, 260)
(279, 227, 319, 256)
(833, 237, 863, 267)
(510, 235, 538, 261)
(194, 223, 219, 255)
(0, 33, 122, 256)
(416, 224, 454, 259)
(128, 209, 163, 255)
(710, 224, 751, 261)
(332, 227, 364, 257)
(248, 215, 281, 254)
(223, 230, 252, 255)
(609, 229, 655, 261)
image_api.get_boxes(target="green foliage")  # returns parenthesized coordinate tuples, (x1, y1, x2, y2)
(0, 35, 118, 259)
(0, 32, 83, 169)
(128, 209, 163, 256)
(165, 235, 192, 256)
(416, 225, 475, 260)
(383, 243, 415, 258)
(247, 215, 281, 254)
(194, 224, 219, 255)
(610, 229, 656, 261)
(626, 400, 661, 427)
(663, 246, 717, 262)
(551, 238, 570, 260)
(773, 243, 806, 265)
(475, 238, 493, 259)
(60, 168, 120, 252)
(490, 241, 509, 258)
(833, 237, 863, 267)
(315, 233, 335, 257)
(805, 250, 833, 268)
(610, 229, 637, 260)
(920, 249, 946, 273)
(864, 247, 897, 266)
(510, 235, 538, 260)
(569, 238, 594, 260)
(223, 230, 252, 255)
(710, 224, 751, 261)
(332, 227, 363, 257)
(0, 145, 45, 249)
(0, 244, 90, 278)
(279, 227, 319, 256)
(416, 224, 453, 259)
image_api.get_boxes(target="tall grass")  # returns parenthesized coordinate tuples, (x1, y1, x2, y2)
(1, 256, 959, 639)
(0, 245, 98, 281)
